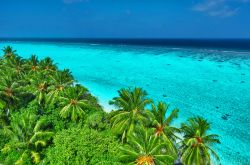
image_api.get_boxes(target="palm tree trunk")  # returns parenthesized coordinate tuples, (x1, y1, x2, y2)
(6, 100, 10, 117)
(6, 108, 10, 117)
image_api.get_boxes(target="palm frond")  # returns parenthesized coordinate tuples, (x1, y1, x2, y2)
(31, 151, 41, 164)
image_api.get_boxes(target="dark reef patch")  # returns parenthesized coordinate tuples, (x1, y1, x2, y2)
(218, 65, 222, 68)
(217, 60, 225, 63)
(221, 114, 230, 120)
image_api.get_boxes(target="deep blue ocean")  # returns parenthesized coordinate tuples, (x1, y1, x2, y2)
(2, 38, 250, 50)
(0, 39, 249, 165)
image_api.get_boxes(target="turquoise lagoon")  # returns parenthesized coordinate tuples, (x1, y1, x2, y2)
(0, 41, 249, 165)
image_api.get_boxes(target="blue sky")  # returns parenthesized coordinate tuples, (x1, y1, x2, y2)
(0, 0, 250, 38)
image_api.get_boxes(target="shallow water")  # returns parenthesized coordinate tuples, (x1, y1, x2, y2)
(0, 41, 250, 165)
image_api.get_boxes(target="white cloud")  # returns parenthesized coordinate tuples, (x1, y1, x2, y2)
(63, 0, 88, 4)
(208, 6, 239, 17)
(192, 0, 249, 17)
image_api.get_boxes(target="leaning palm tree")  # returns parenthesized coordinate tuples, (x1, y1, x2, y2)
(59, 85, 89, 121)
(120, 126, 175, 165)
(180, 117, 220, 165)
(151, 102, 180, 154)
(1, 112, 53, 164)
(109, 87, 152, 142)
(2, 46, 16, 58)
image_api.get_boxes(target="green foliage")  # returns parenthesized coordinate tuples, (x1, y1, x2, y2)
(45, 127, 122, 165)
(2, 46, 17, 58)
(151, 101, 180, 154)
(0, 73, 24, 115)
(1, 111, 53, 164)
(85, 110, 109, 130)
(120, 126, 176, 165)
(46, 69, 74, 104)
(109, 87, 152, 142)
(59, 85, 90, 121)
(0, 99, 5, 110)
(180, 117, 220, 165)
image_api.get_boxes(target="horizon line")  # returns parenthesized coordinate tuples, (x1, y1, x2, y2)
(1, 37, 250, 40)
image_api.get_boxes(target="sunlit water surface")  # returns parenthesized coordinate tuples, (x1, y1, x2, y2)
(0, 41, 249, 165)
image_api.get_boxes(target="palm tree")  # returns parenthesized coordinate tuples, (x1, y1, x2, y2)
(2, 46, 17, 58)
(39, 57, 57, 73)
(0, 74, 22, 116)
(1, 112, 53, 164)
(46, 69, 74, 104)
(120, 126, 175, 165)
(109, 87, 152, 142)
(5, 55, 26, 78)
(59, 85, 89, 121)
(180, 117, 220, 165)
(25, 55, 40, 74)
(29, 75, 50, 113)
(151, 102, 180, 154)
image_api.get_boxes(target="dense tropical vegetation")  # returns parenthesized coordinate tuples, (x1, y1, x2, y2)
(0, 46, 220, 165)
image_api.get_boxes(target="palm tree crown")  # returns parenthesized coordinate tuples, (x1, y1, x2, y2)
(26, 55, 40, 73)
(151, 101, 180, 154)
(29, 74, 50, 107)
(180, 117, 220, 165)
(109, 87, 152, 142)
(2, 46, 16, 58)
(120, 126, 175, 165)
(39, 57, 57, 72)
(46, 69, 74, 104)
(59, 85, 89, 121)
(6, 55, 26, 77)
